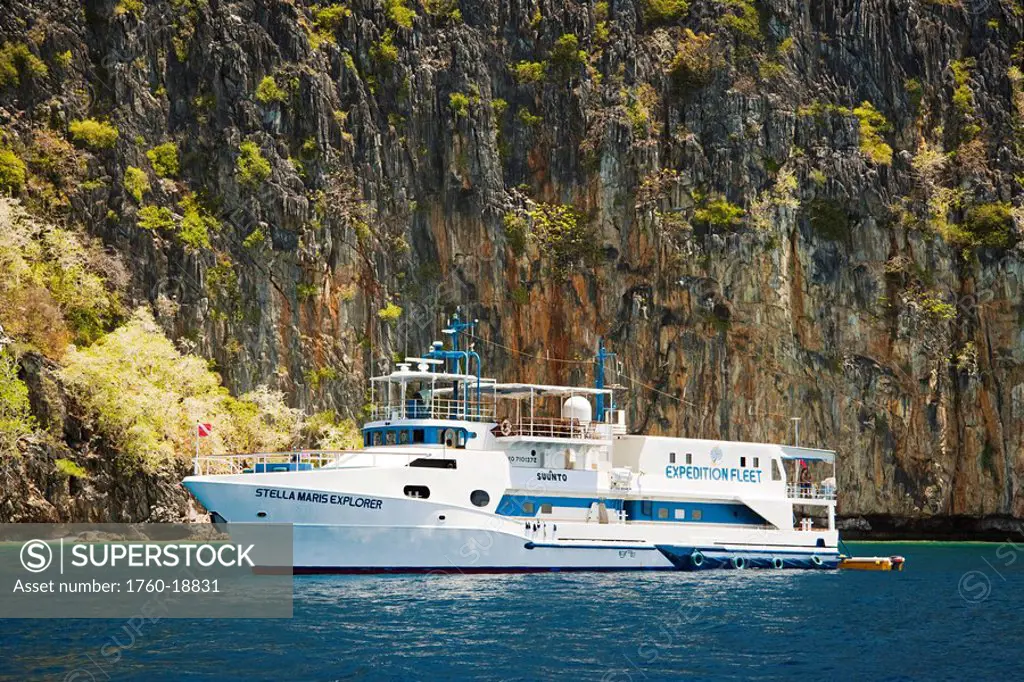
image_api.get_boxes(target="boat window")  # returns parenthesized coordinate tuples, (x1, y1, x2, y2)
(771, 459, 782, 481)
(410, 458, 457, 469)
(641, 500, 652, 517)
(364, 433, 371, 447)
(686, 453, 692, 465)
(753, 457, 759, 468)
(386, 430, 397, 445)
(740, 456, 746, 467)
(674, 509, 685, 520)
(399, 430, 409, 444)
(540, 503, 553, 514)
(413, 429, 425, 444)
(470, 490, 490, 507)
(692, 509, 703, 521)
(658, 507, 669, 519)
(373, 431, 382, 446)
(403, 485, 430, 499)
(522, 502, 535, 514)
(669, 452, 676, 464)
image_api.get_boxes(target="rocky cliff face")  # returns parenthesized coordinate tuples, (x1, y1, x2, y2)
(2, 353, 193, 522)
(2, 0, 1024, 530)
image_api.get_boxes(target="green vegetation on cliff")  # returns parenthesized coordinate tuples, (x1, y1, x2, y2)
(0, 148, 26, 193)
(643, 0, 689, 24)
(668, 30, 721, 92)
(123, 166, 150, 203)
(0, 41, 47, 87)
(178, 193, 217, 250)
(137, 205, 175, 231)
(255, 75, 287, 104)
(68, 119, 119, 149)
(146, 142, 179, 178)
(0, 351, 35, 453)
(236, 141, 271, 186)
(853, 102, 893, 165)
(0, 199, 123, 355)
(527, 202, 597, 277)
(61, 309, 301, 471)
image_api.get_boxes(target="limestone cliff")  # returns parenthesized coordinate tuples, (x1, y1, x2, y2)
(2, 0, 1024, 532)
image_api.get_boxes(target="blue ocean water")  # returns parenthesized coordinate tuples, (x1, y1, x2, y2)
(1, 542, 1022, 681)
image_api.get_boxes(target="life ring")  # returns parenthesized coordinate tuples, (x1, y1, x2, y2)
(690, 550, 704, 568)
(731, 556, 746, 570)
(771, 557, 784, 569)
(811, 555, 823, 567)
(500, 419, 513, 436)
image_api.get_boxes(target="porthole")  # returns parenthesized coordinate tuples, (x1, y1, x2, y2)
(470, 490, 490, 507)
(540, 503, 553, 514)
(256, 511, 267, 518)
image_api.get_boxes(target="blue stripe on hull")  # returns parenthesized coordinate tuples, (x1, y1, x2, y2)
(288, 566, 679, 575)
(656, 545, 840, 571)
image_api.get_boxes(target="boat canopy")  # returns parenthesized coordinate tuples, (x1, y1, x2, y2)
(488, 383, 613, 399)
(780, 446, 836, 463)
(431, 382, 611, 399)
(370, 369, 486, 384)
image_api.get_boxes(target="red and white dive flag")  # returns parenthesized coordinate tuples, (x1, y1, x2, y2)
(197, 423, 213, 438)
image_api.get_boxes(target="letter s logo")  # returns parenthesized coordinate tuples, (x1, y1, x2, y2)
(20, 540, 53, 573)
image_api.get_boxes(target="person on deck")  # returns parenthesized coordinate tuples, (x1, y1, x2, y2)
(799, 463, 812, 497)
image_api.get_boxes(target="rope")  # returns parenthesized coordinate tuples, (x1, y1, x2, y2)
(466, 331, 902, 435)
(466, 333, 595, 365)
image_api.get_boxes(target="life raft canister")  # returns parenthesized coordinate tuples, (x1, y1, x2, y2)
(690, 550, 704, 568)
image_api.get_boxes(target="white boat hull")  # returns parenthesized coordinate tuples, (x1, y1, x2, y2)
(184, 476, 841, 573)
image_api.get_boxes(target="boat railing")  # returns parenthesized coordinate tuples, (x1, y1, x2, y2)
(496, 417, 603, 440)
(368, 398, 496, 423)
(786, 484, 837, 501)
(192, 449, 435, 476)
(192, 451, 344, 476)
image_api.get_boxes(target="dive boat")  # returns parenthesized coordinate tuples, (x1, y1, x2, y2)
(182, 314, 841, 573)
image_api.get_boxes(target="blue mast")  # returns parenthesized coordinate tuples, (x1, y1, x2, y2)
(595, 339, 614, 422)
(427, 310, 482, 418)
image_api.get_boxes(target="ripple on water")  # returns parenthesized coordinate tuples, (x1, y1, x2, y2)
(2, 544, 1024, 681)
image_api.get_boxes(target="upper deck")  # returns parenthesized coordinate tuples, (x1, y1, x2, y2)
(365, 313, 624, 446)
